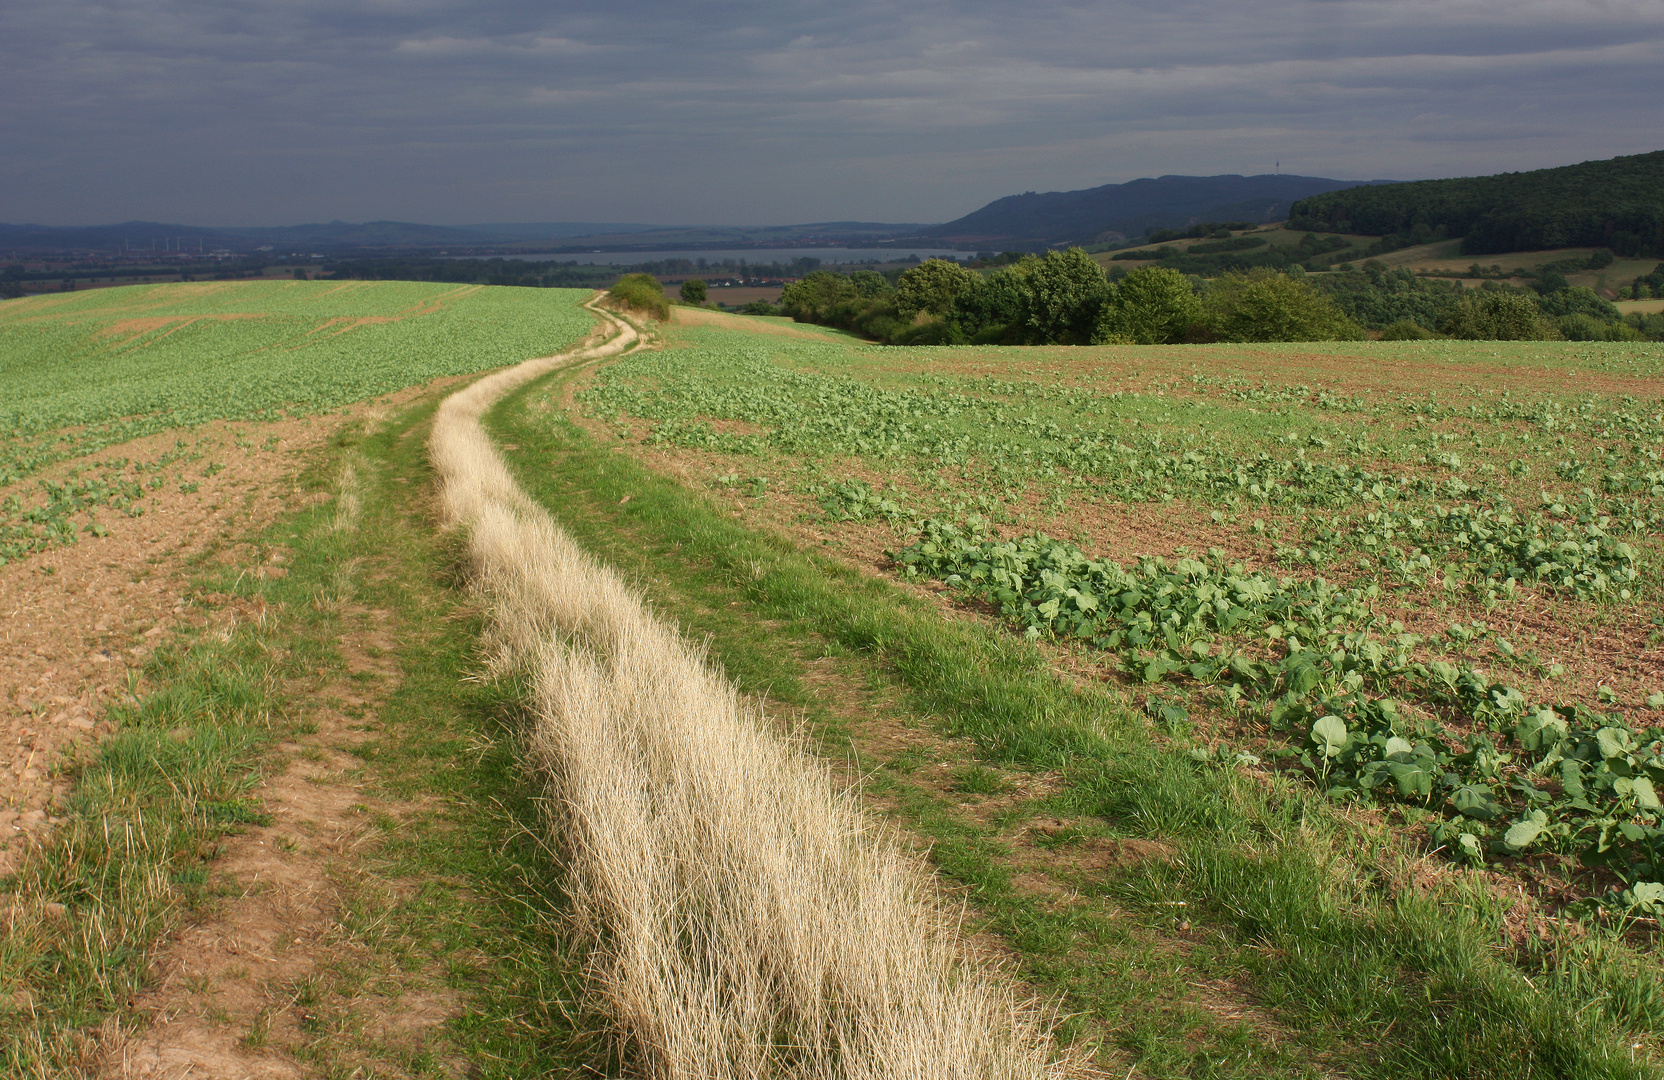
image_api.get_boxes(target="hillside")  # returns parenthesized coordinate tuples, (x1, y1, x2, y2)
(1288, 149, 1664, 257)
(922, 173, 1379, 248)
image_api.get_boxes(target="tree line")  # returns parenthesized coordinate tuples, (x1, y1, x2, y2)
(1289, 150, 1664, 258)
(777, 252, 1664, 345)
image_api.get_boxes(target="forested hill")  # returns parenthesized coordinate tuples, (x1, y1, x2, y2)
(922, 174, 1373, 248)
(1288, 150, 1664, 257)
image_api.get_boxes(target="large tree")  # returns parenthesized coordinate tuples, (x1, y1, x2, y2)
(894, 259, 980, 319)
(1020, 248, 1110, 344)
(781, 270, 857, 322)
(1204, 269, 1363, 342)
(1094, 266, 1203, 344)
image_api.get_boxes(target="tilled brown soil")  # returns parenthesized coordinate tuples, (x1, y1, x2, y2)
(103, 604, 461, 1079)
(0, 417, 337, 871)
(0, 383, 477, 1075)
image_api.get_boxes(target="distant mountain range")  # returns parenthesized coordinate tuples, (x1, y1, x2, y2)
(0, 174, 1397, 257)
(0, 220, 671, 255)
(8, 154, 1648, 263)
(919, 174, 1390, 248)
(0, 218, 949, 256)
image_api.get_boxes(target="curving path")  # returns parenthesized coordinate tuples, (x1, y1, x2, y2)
(427, 297, 1066, 1079)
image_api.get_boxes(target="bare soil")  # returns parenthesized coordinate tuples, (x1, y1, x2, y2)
(0, 417, 334, 869)
(102, 603, 461, 1079)
(0, 379, 485, 1076)
(668, 305, 839, 340)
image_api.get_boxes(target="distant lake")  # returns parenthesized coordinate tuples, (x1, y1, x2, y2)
(446, 247, 971, 266)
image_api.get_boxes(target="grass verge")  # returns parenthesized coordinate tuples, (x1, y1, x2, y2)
(0, 636, 279, 1074)
(0, 393, 606, 1077)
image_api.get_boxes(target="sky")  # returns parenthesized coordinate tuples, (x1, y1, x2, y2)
(3, 1, 1661, 228)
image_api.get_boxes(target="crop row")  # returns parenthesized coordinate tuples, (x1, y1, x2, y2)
(590, 342, 1660, 608)
(586, 341, 1663, 518)
(894, 522, 1664, 912)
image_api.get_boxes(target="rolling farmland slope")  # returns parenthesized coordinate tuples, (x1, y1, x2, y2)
(0, 280, 594, 485)
(5, 282, 1664, 1077)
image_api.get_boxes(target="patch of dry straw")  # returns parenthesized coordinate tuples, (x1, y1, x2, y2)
(429, 301, 1071, 1078)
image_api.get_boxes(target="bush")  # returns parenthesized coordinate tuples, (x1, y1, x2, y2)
(894, 260, 979, 319)
(1378, 319, 1433, 340)
(1559, 314, 1645, 341)
(781, 271, 857, 323)
(608, 273, 669, 320)
(739, 300, 782, 317)
(777, 271, 917, 342)
(941, 249, 1110, 345)
(1093, 266, 1204, 344)
(1019, 248, 1111, 344)
(1441, 290, 1558, 340)
(1204, 269, 1365, 342)
(1626, 312, 1664, 340)
(891, 320, 968, 346)
(1314, 265, 1461, 330)
(679, 279, 707, 305)
(1536, 285, 1620, 322)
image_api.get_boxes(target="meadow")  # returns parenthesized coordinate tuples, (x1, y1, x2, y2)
(0, 280, 594, 485)
(550, 311, 1664, 1072)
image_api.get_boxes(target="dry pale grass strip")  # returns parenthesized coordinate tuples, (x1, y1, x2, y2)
(430, 301, 1069, 1078)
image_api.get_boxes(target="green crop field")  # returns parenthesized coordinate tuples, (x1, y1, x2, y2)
(578, 317, 1664, 913)
(0, 280, 593, 564)
(0, 280, 594, 485)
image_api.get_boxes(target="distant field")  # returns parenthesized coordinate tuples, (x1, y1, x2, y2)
(1093, 229, 1658, 299)
(581, 321, 1664, 718)
(0, 280, 594, 482)
(1619, 298, 1664, 315)
(1376, 244, 1655, 282)
(705, 285, 784, 305)
(1091, 224, 1382, 265)
(12, 264, 327, 297)
(8, 280, 1664, 1075)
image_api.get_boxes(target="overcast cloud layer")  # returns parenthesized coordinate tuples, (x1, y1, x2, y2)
(3, 1, 1661, 227)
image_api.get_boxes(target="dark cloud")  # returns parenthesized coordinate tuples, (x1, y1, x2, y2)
(2, 1, 1660, 225)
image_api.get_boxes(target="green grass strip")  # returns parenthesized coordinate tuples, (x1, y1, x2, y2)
(0, 589, 286, 1074)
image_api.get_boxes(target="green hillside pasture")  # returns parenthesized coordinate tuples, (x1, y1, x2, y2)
(1100, 233, 1646, 297)
(1099, 225, 1380, 257)
(1368, 246, 1656, 291)
(1093, 226, 1388, 276)
(1351, 238, 1468, 269)
(0, 280, 596, 484)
